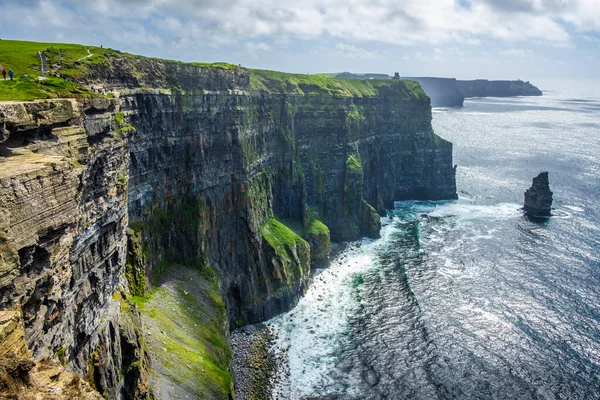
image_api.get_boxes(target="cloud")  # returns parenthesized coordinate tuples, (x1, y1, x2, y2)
(498, 48, 532, 56)
(245, 42, 272, 52)
(310, 42, 381, 60)
(333, 43, 379, 60)
(3, 0, 597, 51)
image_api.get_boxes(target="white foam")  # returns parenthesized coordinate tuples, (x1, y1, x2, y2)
(564, 205, 584, 212)
(268, 228, 395, 399)
(425, 202, 521, 220)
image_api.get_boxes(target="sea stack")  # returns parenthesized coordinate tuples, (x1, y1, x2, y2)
(524, 172, 553, 216)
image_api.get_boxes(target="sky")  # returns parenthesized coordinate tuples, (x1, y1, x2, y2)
(0, 0, 598, 80)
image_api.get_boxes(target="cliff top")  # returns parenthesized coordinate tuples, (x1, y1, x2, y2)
(0, 39, 427, 101)
(0, 39, 242, 100)
(249, 69, 427, 98)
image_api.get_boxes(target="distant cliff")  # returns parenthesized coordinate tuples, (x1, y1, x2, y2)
(456, 79, 542, 98)
(401, 77, 464, 107)
(334, 73, 542, 107)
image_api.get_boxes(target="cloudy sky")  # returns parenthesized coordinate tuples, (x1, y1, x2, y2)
(1, 0, 598, 80)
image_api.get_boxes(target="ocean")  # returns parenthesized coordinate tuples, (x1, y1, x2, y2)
(268, 80, 600, 400)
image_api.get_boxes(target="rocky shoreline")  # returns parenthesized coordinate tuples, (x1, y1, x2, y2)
(230, 324, 278, 400)
(230, 241, 354, 399)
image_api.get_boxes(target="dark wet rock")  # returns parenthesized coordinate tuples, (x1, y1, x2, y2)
(231, 324, 276, 400)
(524, 172, 553, 216)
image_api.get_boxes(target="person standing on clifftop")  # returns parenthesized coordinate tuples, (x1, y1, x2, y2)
(1, 68, 6, 80)
(8, 69, 14, 80)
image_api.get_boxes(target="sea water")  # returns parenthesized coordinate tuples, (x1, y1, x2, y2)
(268, 80, 600, 400)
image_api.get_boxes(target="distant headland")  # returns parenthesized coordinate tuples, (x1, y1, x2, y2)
(334, 72, 542, 107)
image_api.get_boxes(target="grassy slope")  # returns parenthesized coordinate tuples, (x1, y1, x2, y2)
(0, 39, 112, 101)
(0, 39, 238, 101)
(130, 266, 232, 400)
(249, 69, 429, 99)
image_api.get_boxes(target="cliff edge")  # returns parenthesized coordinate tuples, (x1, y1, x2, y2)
(0, 40, 457, 399)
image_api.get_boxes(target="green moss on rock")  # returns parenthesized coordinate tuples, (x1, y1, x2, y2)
(346, 153, 362, 174)
(126, 228, 149, 297)
(260, 218, 310, 281)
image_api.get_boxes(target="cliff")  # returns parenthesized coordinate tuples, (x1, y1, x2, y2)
(401, 77, 465, 107)
(333, 73, 542, 107)
(457, 79, 542, 98)
(0, 43, 456, 399)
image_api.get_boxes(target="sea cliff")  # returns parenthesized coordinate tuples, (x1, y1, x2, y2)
(333, 73, 542, 107)
(0, 45, 456, 399)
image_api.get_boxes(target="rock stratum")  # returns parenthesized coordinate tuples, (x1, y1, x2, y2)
(0, 53, 456, 399)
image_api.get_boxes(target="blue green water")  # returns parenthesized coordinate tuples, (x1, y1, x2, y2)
(269, 80, 600, 400)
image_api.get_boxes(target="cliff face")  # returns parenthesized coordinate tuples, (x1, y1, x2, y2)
(401, 77, 465, 107)
(0, 58, 456, 398)
(0, 99, 151, 398)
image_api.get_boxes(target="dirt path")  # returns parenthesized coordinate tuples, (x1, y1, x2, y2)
(77, 49, 94, 62)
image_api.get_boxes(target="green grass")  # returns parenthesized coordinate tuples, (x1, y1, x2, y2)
(261, 218, 308, 258)
(347, 103, 365, 122)
(0, 39, 118, 78)
(190, 61, 240, 70)
(281, 215, 329, 238)
(131, 268, 233, 399)
(402, 79, 429, 101)
(0, 39, 243, 101)
(250, 69, 397, 97)
(346, 153, 362, 173)
(249, 69, 428, 100)
(0, 39, 428, 102)
(260, 217, 310, 280)
(306, 218, 329, 236)
(0, 76, 95, 101)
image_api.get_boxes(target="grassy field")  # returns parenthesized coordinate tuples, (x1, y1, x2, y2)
(249, 68, 428, 98)
(0, 39, 118, 100)
(0, 39, 119, 78)
(0, 77, 98, 101)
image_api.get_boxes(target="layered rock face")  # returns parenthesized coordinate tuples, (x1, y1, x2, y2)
(524, 172, 553, 216)
(1, 58, 456, 399)
(121, 75, 456, 326)
(0, 311, 103, 399)
(0, 99, 151, 399)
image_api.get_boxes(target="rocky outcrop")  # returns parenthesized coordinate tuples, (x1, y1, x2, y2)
(0, 311, 103, 399)
(457, 79, 542, 98)
(524, 172, 553, 217)
(1, 56, 457, 399)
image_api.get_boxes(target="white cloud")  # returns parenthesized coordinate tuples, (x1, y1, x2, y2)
(498, 48, 532, 56)
(245, 42, 272, 52)
(333, 43, 379, 60)
(3, 0, 595, 50)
